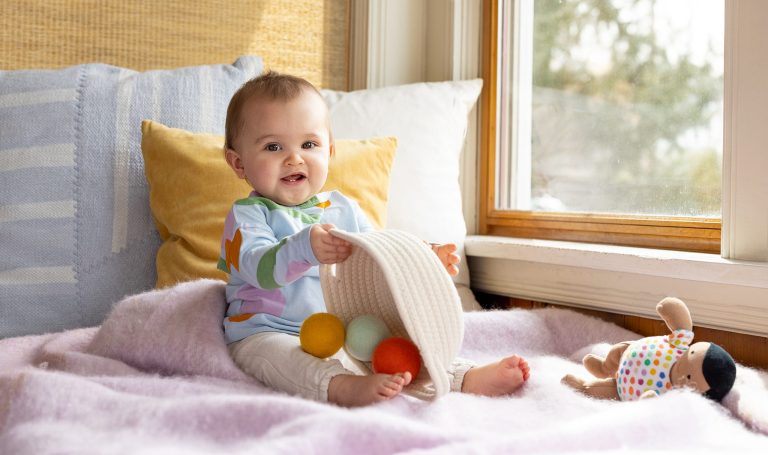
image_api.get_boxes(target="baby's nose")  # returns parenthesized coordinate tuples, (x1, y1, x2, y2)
(285, 151, 304, 165)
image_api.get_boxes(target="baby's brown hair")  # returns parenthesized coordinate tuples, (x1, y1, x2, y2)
(224, 70, 325, 152)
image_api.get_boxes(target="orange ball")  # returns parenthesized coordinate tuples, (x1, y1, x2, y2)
(372, 337, 422, 378)
(299, 313, 345, 358)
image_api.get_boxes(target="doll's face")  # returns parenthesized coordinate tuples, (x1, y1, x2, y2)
(671, 341, 711, 394)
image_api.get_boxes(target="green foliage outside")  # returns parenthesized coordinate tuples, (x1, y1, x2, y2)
(529, 0, 722, 216)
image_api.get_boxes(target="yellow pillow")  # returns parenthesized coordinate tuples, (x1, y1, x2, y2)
(140, 120, 397, 288)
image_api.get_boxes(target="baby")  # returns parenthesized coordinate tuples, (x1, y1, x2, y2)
(220, 70, 531, 407)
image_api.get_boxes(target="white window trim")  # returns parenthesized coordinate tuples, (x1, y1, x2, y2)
(466, 235, 768, 336)
(722, 0, 768, 262)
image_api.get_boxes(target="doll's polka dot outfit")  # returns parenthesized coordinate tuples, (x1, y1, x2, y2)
(616, 329, 694, 401)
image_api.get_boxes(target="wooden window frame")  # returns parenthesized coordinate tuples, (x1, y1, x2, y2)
(479, 0, 721, 254)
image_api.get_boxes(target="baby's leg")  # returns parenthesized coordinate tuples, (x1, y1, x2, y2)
(460, 355, 531, 397)
(561, 374, 619, 400)
(229, 331, 412, 407)
(328, 372, 412, 407)
(583, 341, 631, 379)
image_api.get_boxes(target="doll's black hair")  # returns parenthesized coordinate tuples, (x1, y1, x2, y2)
(702, 343, 736, 402)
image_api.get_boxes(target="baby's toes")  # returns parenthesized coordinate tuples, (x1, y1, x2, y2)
(382, 382, 401, 394)
(380, 385, 400, 397)
(502, 355, 522, 369)
(383, 372, 411, 392)
(379, 377, 403, 394)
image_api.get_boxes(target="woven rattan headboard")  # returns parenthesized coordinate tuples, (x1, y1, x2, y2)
(1, 0, 349, 90)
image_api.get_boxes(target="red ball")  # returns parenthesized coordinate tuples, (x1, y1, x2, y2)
(372, 337, 422, 379)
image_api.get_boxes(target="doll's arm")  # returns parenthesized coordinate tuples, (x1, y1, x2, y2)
(656, 297, 693, 332)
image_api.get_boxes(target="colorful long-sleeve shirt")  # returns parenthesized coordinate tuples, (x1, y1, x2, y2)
(616, 329, 695, 401)
(218, 190, 374, 343)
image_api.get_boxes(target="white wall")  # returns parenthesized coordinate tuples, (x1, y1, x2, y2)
(350, 0, 483, 233)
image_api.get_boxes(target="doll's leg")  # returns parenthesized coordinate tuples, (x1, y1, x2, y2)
(583, 341, 631, 379)
(561, 374, 619, 400)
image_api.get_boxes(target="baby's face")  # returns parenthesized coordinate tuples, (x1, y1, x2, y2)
(228, 88, 331, 206)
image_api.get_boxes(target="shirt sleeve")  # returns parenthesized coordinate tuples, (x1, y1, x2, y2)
(669, 329, 695, 349)
(350, 198, 376, 233)
(219, 207, 319, 290)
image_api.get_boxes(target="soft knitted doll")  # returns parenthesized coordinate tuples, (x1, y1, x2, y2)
(561, 297, 736, 402)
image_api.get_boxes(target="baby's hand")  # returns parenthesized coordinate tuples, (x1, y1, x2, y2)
(430, 243, 460, 276)
(310, 224, 352, 264)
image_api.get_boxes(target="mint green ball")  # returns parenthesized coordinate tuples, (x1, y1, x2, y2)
(345, 315, 391, 361)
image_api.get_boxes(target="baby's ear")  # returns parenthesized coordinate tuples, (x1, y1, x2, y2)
(225, 148, 246, 179)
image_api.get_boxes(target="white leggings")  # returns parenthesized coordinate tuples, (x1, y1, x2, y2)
(229, 331, 474, 402)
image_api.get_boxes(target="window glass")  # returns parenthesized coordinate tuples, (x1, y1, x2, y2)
(498, 0, 724, 217)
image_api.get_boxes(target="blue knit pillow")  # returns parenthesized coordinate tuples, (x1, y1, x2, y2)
(0, 56, 263, 338)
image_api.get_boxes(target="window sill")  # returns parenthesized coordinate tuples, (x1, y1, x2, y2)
(465, 235, 768, 337)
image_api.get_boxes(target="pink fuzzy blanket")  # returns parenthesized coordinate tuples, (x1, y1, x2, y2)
(2, 279, 767, 453)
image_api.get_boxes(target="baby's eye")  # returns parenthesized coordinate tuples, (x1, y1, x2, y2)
(266, 143, 282, 152)
(301, 141, 317, 150)
(687, 374, 691, 380)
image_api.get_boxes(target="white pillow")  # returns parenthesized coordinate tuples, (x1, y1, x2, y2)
(321, 79, 483, 311)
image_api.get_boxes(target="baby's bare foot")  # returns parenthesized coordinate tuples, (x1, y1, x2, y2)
(328, 372, 412, 407)
(461, 355, 530, 396)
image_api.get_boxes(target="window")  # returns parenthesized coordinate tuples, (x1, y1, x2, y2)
(481, 0, 725, 252)
(472, 0, 768, 335)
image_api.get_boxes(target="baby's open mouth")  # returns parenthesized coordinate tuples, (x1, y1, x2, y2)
(281, 174, 306, 182)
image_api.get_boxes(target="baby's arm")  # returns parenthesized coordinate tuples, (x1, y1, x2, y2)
(224, 211, 327, 289)
(429, 243, 460, 277)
